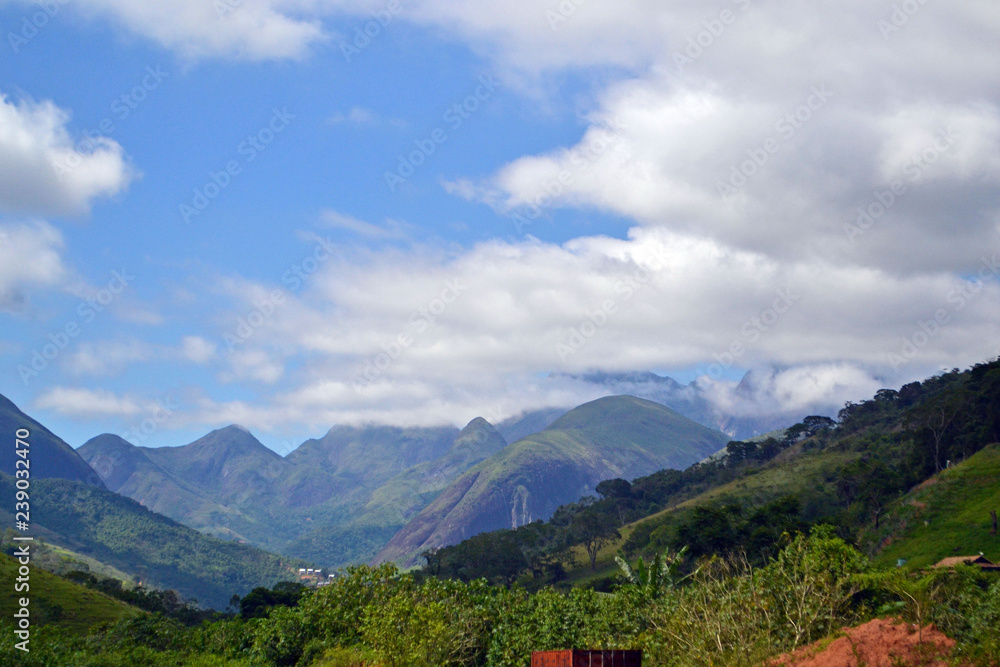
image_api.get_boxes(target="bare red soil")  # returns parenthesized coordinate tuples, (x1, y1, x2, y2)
(773, 617, 962, 667)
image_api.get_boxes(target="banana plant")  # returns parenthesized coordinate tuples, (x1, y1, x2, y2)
(615, 545, 694, 598)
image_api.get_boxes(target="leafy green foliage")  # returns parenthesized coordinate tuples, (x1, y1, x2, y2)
(237, 580, 307, 619)
(5, 530, 1000, 666)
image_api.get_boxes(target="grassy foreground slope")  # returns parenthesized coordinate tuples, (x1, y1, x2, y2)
(862, 443, 1000, 568)
(0, 553, 139, 634)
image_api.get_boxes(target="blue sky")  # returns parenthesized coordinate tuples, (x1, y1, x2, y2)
(1, 0, 998, 451)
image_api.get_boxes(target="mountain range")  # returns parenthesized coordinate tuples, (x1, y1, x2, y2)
(2, 368, 799, 585)
(376, 395, 729, 565)
(77, 392, 733, 568)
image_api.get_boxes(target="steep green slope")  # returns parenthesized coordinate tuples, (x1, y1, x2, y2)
(0, 474, 302, 609)
(862, 443, 1000, 569)
(284, 418, 506, 564)
(0, 393, 104, 488)
(376, 396, 729, 565)
(0, 553, 140, 634)
(286, 423, 459, 486)
(80, 428, 298, 550)
(360, 418, 508, 527)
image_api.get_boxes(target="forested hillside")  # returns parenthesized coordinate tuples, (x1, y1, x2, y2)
(420, 358, 1000, 588)
(0, 475, 303, 609)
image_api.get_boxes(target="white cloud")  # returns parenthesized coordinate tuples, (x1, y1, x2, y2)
(320, 209, 412, 239)
(34, 0, 668, 66)
(63, 0, 326, 61)
(63, 340, 153, 377)
(184, 227, 998, 430)
(35, 387, 146, 418)
(0, 221, 69, 312)
(60, 336, 221, 378)
(180, 336, 217, 364)
(699, 364, 885, 418)
(219, 348, 285, 384)
(0, 93, 134, 217)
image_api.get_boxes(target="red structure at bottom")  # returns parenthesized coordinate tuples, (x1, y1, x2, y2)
(531, 650, 641, 667)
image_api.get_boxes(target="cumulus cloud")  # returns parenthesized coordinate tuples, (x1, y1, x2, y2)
(0, 93, 134, 217)
(187, 226, 998, 431)
(0, 221, 69, 312)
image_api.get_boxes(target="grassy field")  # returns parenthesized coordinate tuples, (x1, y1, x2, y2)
(0, 553, 140, 634)
(863, 443, 1000, 569)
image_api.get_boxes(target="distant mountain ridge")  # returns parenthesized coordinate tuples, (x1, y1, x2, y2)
(375, 395, 730, 566)
(79, 417, 504, 567)
(78, 387, 746, 569)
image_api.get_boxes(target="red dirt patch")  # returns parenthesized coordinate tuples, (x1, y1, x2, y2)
(773, 617, 963, 667)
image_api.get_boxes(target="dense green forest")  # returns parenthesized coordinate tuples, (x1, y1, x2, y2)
(3, 358, 1000, 665)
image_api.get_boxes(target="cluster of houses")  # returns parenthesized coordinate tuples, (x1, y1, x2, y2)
(297, 567, 337, 587)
